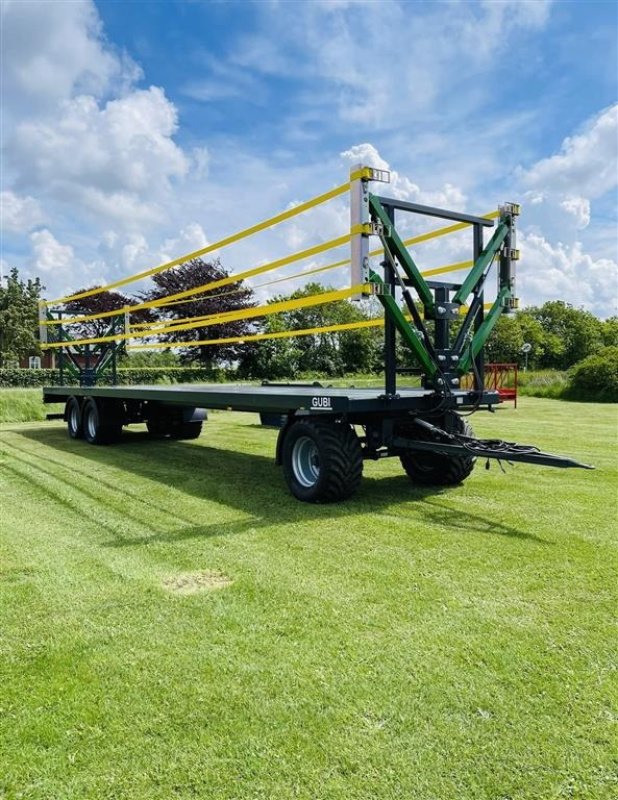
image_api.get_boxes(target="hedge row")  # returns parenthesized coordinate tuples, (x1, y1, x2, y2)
(0, 367, 237, 388)
(566, 346, 618, 403)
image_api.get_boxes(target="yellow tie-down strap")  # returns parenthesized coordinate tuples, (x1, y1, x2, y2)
(128, 302, 495, 351)
(136, 256, 354, 320)
(128, 318, 385, 350)
(131, 259, 477, 332)
(43, 233, 353, 326)
(41, 284, 370, 349)
(42, 209, 500, 326)
(154, 211, 498, 315)
(43, 180, 354, 306)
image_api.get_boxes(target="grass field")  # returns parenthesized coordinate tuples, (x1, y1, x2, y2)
(1, 397, 616, 799)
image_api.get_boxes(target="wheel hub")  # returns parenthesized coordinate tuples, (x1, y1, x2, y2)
(292, 436, 320, 487)
(86, 409, 97, 440)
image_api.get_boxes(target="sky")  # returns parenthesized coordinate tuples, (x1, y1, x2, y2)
(1, 0, 617, 317)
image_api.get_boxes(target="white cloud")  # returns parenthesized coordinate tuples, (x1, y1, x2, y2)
(340, 143, 467, 209)
(1, 191, 45, 233)
(158, 223, 210, 262)
(559, 196, 591, 230)
(340, 144, 389, 173)
(30, 229, 75, 274)
(520, 104, 618, 198)
(3, 0, 615, 324)
(3, 1, 190, 243)
(463, 1, 552, 59)
(8, 88, 188, 229)
(518, 232, 618, 317)
(29, 229, 109, 296)
(231, 0, 553, 130)
(1, 0, 140, 119)
(516, 104, 618, 278)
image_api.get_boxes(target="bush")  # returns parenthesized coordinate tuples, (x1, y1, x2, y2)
(0, 368, 62, 387)
(567, 346, 618, 403)
(0, 366, 238, 388)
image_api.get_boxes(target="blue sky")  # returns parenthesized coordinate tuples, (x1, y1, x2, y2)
(2, 0, 617, 316)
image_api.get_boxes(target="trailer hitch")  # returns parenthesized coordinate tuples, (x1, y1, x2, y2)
(393, 418, 594, 470)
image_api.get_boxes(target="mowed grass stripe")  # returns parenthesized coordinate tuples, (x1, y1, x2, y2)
(0, 398, 616, 799)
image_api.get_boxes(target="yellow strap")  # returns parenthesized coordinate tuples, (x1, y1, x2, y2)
(42, 285, 367, 349)
(140, 214, 497, 319)
(128, 318, 384, 350)
(129, 284, 366, 335)
(349, 167, 375, 181)
(130, 259, 475, 331)
(128, 301, 495, 351)
(44, 233, 352, 326)
(154, 256, 352, 314)
(44, 208, 501, 325)
(43, 181, 352, 306)
(422, 260, 474, 277)
(129, 258, 351, 330)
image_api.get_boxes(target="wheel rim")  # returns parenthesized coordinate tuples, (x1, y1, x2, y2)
(292, 436, 320, 488)
(69, 406, 79, 433)
(86, 408, 97, 440)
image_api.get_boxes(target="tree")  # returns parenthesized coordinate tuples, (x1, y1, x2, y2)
(238, 314, 304, 380)
(62, 288, 153, 345)
(485, 314, 524, 364)
(568, 346, 618, 402)
(238, 282, 381, 378)
(0, 267, 43, 366)
(527, 301, 604, 369)
(484, 311, 546, 367)
(517, 312, 546, 368)
(601, 316, 618, 348)
(145, 259, 256, 367)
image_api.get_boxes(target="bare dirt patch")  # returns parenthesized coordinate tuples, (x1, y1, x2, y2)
(162, 570, 233, 594)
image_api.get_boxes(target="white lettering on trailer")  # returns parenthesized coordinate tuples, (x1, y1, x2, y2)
(311, 396, 332, 409)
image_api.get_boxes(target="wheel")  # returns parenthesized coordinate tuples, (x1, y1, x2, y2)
(147, 408, 203, 440)
(398, 413, 476, 486)
(282, 419, 363, 503)
(169, 421, 202, 440)
(65, 397, 83, 440)
(146, 417, 170, 438)
(82, 398, 122, 445)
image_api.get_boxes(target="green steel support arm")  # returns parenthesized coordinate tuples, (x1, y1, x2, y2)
(452, 222, 509, 306)
(369, 271, 437, 377)
(458, 287, 511, 374)
(46, 311, 124, 382)
(369, 195, 435, 312)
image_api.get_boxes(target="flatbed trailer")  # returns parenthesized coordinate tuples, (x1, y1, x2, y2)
(42, 382, 588, 503)
(41, 171, 591, 502)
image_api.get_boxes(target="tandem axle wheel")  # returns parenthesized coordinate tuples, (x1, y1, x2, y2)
(281, 419, 363, 503)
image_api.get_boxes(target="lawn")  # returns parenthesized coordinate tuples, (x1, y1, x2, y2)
(1, 397, 616, 799)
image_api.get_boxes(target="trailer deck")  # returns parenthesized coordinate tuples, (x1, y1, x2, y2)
(43, 383, 499, 416)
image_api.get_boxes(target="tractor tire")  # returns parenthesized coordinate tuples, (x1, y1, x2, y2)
(282, 419, 363, 503)
(66, 397, 83, 440)
(146, 417, 170, 438)
(82, 398, 123, 445)
(399, 413, 476, 486)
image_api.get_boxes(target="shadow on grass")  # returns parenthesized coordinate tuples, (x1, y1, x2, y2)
(12, 424, 545, 545)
